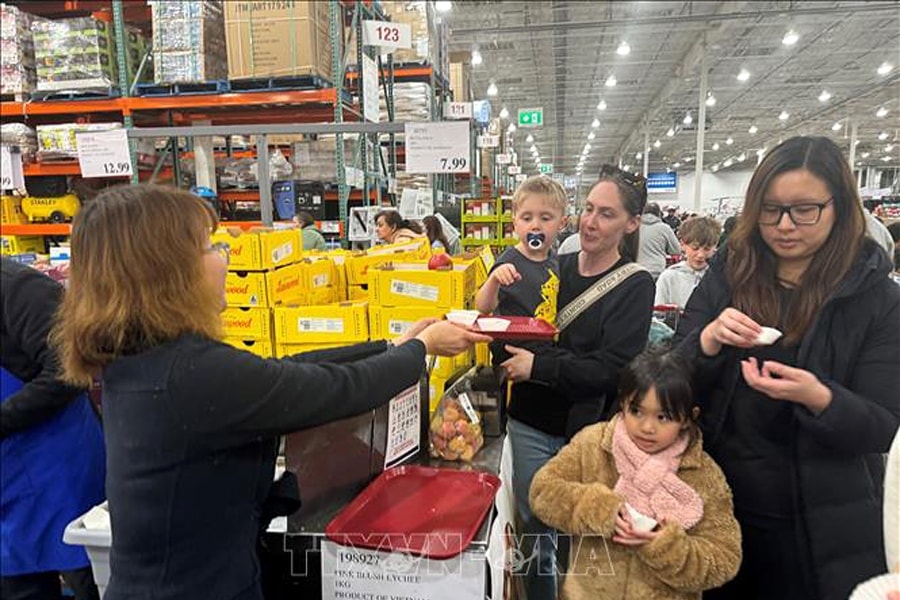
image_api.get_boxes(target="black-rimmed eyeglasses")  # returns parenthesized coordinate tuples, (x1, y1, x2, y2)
(207, 241, 230, 264)
(758, 198, 833, 226)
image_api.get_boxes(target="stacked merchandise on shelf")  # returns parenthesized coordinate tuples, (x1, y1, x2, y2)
(1, 123, 38, 163)
(32, 16, 117, 92)
(289, 136, 357, 183)
(149, 0, 227, 84)
(0, 3, 39, 95)
(381, 82, 432, 193)
(224, 0, 332, 81)
(35, 122, 121, 162)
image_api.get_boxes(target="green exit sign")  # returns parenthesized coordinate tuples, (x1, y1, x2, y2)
(539, 163, 554, 174)
(518, 107, 543, 127)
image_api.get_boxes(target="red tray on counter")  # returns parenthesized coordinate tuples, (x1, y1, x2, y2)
(474, 316, 558, 340)
(325, 465, 501, 559)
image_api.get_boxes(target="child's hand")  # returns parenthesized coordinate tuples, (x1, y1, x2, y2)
(490, 263, 522, 287)
(613, 508, 662, 546)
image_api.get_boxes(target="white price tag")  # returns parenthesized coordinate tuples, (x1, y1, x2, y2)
(508, 165, 521, 175)
(76, 129, 133, 178)
(384, 384, 420, 469)
(477, 134, 499, 148)
(496, 152, 512, 165)
(362, 54, 380, 123)
(404, 122, 471, 174)
(1, 145, 25, 191)
(362, 20, 412, 50)
(444, 102, 473, 120)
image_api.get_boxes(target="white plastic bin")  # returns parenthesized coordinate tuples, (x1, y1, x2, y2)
(63, 505, 111, 599)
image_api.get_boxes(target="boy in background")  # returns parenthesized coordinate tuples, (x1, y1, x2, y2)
(655, 216, 721, 308)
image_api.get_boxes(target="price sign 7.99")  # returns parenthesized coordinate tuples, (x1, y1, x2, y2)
(405, 122, 471, 174)
(362, 20, 412, 50)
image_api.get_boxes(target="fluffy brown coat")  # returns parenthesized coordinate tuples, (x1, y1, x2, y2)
(529, 417, 742, 600)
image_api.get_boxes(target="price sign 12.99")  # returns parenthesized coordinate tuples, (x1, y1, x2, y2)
(362, 20, 412, 50)
(76, 129, 133, 179)
(404, 122, 471, 174)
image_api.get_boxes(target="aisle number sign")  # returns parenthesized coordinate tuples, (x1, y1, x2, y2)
(404, 122, 471, 174)
(444, 102, 473, 120)
(496, 153, 512, 165)
(362, 20, 412, 50)
(539, 163, 554, 174)
(518, 107, 543, 127)
(1, 145, 25, 190)
(508, 165, 521, 175)
(75, 129, 133, 178)
(477, 134, 499, 148)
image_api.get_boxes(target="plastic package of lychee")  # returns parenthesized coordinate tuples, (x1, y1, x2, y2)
(428, 376, 485, 462)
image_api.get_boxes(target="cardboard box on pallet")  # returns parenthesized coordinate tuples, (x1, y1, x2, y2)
(224, 262, 305, 307)
(299, 256, 340, 305)
(1, 3, 39, 95)
(221, 306, 273, 340)
(212, 227, 302, 272)
(150, 0, 227, 84)
(275, 340, 346, 359)
(344, 237, 431, 286)
(273, 302, 369, 345)
(224, 1, 332, 80)
(368, 260, 477, 308)
(32, 16, 117, 92)
(223, 337, 274, 358)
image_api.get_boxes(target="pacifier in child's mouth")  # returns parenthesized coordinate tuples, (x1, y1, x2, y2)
(526, 232, 545, 250)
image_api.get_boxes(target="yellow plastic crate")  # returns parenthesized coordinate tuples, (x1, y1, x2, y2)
(221, 307, 273, 341)
(273, 302, 369, 344)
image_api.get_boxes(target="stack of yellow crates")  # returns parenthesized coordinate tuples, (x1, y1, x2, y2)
(215, 227, 305, 358)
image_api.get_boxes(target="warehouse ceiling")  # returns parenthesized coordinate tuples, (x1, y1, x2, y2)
(446, 0, 900, 179)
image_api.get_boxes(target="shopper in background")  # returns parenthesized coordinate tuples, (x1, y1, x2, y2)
(530, 348, 741, 600)
(864, 208, 895, 258)
(374, 208, 426, 244)
(718, 215, 738, 248)
(296, 210, 326, 251)
(51, 184, 490, 600)
(655, 216, 722, 309)
(423, 214, 453, 253)
(674, 136, 900, 600)
(500, 165, 654, 600)
(1, 258, 105, 600)
(637, 202, 681, 280)
(663, 205, 682, 231)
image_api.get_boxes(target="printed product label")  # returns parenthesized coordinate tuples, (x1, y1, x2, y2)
(297, 318, 344, 333)
(312, 273, 329, 288)
(272, 241, 293, 265)
(457, 392, 480, 425)
(389, 319, 413, 335)
(390, 279, 439, 302)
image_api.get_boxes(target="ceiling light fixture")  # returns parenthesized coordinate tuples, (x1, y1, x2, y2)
(683, 112, 693, 125)
(507, 123, 516, 133)
(435, 1, 452, 12)
(584, 143, 592, 152)
(617, 41, 631, 56)
(879, 132, 889, 140)
(653, 139, 661, 148)
(591, 118, 600, 128)
(486, 81, 498, 96)
(778, 110, 790, 121)
(876, 107, 888, 117)
(471, 50, 482, 66)
(499, 107, 509, 119)
(818, 90, 832, 102)
(882, 156, 892, 162)
(878, 62, 894, 76)
(605, 74, 617, 87)
(886, 144, 895, 152)
(597, 99, 607, 111)
(623, 164, 632, 172)
(635, 152, 642, 160)
(525, 134, 534, 143)
(712, 164, 719, 172)
(737, 69, 750, 82)
(530, 145, 537, 153)
(748, 125, 758, 134)
(673, 162, 681, 168)
(666, 128, 675, 137)
(712, 142, 720, 151)
(588, 131, 596, 140)
(738, 153, 747, 162)
(782, 29, 799, 46)
(724, 158, 734, 167)
(831, 122, 842, 131)
(705, 92, 716, 107)
(861, 152, 870, 159)
(725, 137, 734, 145)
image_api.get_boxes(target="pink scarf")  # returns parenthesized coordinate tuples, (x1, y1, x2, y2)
(611, 417, 704, 530)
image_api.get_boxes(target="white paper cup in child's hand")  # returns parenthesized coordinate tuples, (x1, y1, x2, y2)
(626, 503, 658, 533)
(755, 326, 783, 346)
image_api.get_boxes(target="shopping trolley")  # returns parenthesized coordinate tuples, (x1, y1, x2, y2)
(649, 304, 683, 344)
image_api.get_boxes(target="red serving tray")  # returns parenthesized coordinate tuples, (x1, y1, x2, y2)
(325, 465, 501, 559)
(474, 316, 558, 340)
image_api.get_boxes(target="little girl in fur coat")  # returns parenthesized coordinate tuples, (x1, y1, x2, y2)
(530, 349, 741, 600)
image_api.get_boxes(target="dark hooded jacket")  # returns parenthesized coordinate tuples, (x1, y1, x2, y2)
(674, 239, 900, 600)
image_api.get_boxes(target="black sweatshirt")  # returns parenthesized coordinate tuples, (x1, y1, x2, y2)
(1, 257, 86, 438)
(509, 254, 654, 438)
(101, 334, 426, 600)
